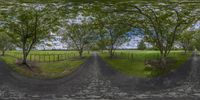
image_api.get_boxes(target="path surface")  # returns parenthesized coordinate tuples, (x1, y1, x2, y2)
(0, 53, 200, 100)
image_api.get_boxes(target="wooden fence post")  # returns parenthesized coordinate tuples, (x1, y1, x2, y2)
(30, 54, 32, 62)
(131, 53, 133, 60)
(33, 54, 35, 62)
(38, 54, 41, 62)
(54, 54, 55, 62)
(44, 55, 45, 62)
(65, 54, 66, 60)
(49, 55, 50, 62)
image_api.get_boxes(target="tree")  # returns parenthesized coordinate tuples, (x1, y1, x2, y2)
(123, 3, 200, 66)
(63, 21, 95, 58)
(3, 4, 58, 68)
(93, 12, 108, 53)
(105, 16, 131, 57)
(138, 39, 146, 50)
(178, 31, 195, 53)
(95, 12, 131, 58)
(0, 31, 13, 56)
(193, 30, 200, 50)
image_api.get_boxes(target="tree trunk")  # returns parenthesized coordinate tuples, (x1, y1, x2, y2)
(22, 52, 28, 65)
(79, 50, 83, 58)
(184, 48, 187, 54)
(22, 52, 32, 70)
(101, 49, 104, 53)
(109, 49, 114, 58)
(160, 53, 167, 68)
(1, 50, 5, 56)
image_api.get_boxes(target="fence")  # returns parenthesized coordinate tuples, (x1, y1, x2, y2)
(108, 51, 181, 61)
(114, 52, 159, 60)
(6, 52, 79, 63)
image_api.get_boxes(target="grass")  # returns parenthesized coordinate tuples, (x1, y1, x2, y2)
(0, 51, 91, 79)
(6, 50, 91, 62)
(100, 50, 191, 78)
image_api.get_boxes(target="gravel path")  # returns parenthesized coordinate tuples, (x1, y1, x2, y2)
(0, 53, 200, 100)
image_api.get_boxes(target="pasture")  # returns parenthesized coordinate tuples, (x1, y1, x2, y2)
(0, 50, 91, 79)
(100, 50, 192, 78)
(6, 50, 90, 62)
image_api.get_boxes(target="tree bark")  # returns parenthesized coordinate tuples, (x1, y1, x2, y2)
(109, 48, 114, 58)
(22, 52, 28, 65)
(79, 49, 83, 58)
(184, 49, 187, 54)
(101, 49, 104, 53)
(1, 50, 5, 56)
(22, 52, 32, 70)
(160, 52, 167, 68)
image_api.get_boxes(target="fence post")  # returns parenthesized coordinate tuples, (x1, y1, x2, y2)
(29, 55, 31, 61)
(49, 55, 50, 62)
(30, 54, 32, 62)
(44, 55, 45, 62)
(34, 55, 35, 62)
(131, 53, 133, 60)
(128, 53, 130, 59)
(39, 55, 41, 62)
(54, 54, 55, 62)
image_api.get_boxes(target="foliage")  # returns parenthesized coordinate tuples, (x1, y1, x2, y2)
(137, 40, 146, 50)
(62, 21, 95, 58)
(0, 31, 13, 56)
(2, 4, 59, 67)
(111, 3, 199, 67)
(178, 31, 195, 53)
(94, 10, 132, 57)
(0, 1, 200, 60)
(193, 30, 200, 50)
(135, 4, 199, 59)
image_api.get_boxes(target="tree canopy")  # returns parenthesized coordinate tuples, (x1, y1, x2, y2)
(1, 4, 59, 67)
(0, 1, 200, 63)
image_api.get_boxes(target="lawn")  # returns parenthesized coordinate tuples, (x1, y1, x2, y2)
(0, 50, 91, 79)
(100, 50, 191, 78)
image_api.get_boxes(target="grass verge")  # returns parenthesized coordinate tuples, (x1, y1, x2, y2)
(100, 50, 191, 78)
(0, 54, 90, 79)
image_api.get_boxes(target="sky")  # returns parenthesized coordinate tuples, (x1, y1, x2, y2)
(35, 19, 200, 50)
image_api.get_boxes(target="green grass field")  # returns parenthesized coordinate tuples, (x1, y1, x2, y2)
(0, 50, 91, 79)
(100, 50, 191, 78)
(0, 50, 192, 79)
(6, 50, 91, 62)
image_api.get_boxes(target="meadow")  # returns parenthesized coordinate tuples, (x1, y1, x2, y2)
(0, 50, 91, 79)
(100, 50, 192, 78)
(6, 50, 91, 62)
(0, 50, 192, 79)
